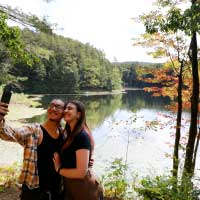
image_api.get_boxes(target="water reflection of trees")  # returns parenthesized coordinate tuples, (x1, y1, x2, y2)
(25, 113, 47, 123)
(26, 94, 122, 130)
(121, 90, 170, 112)
(25, 91, 170, 129)
(85, 95, 122, 129)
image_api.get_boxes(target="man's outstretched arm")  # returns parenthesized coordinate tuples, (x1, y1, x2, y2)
(0, 102, 40, 146)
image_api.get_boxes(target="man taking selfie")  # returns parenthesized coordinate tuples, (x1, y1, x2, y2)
(0, 99, 65, 200)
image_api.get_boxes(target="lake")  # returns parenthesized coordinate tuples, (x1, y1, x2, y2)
(24, 90, 199, 180)
(1, 89, 199, 181)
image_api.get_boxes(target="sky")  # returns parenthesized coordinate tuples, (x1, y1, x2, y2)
(1, 0, 164, 63)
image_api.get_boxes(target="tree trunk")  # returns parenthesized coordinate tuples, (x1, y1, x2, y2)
(172, 61, 183, 181)
(192, 127, 200, 175)
(183, 30, 199, 177)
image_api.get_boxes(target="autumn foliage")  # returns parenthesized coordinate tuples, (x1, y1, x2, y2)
(136, 64, 194, 111)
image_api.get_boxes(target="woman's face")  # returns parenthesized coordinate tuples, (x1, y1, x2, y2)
(63, 102, 80, 123)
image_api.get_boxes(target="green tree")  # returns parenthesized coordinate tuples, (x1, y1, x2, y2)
(109, 66, 122, 90)
(0, 3, 54, 34)
(0, 13, 33, 88)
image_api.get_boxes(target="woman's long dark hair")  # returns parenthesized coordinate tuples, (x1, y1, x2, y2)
(62, 100, 87, 151)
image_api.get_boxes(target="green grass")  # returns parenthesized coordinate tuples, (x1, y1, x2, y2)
(0, 162, 21, 192)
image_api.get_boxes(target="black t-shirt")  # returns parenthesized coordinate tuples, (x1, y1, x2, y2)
(61, 130, 91, 168)
(37, 126, 64, 192)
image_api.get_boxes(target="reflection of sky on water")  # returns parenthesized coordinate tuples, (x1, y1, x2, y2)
(93, 108, 200, 180)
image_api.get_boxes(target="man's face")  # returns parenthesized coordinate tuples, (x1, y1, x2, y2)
(47, 99, 65, 121)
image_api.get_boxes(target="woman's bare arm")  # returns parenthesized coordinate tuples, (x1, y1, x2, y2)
(54, 149, 90, 179)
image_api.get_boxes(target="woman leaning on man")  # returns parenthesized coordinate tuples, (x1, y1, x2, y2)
(54, 100, 103, 200)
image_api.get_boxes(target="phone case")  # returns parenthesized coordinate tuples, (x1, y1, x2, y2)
(1, 90, 12, 104)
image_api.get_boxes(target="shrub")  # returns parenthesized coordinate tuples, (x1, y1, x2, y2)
(0, 162, 21, 192)
(101, 158, 129, 199)
(135, 175, 200, 200)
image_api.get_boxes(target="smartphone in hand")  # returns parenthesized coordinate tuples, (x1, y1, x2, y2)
(1, 89, 12, 105)
(0, 88, 12, 116)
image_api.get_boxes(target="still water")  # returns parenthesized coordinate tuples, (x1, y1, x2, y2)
(24, 90, 200, 179)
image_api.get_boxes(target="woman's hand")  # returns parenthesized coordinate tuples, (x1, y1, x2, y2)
(89, 157, 94, 168)
(0, 102, 9, 121)
(53, 152, 61, 172)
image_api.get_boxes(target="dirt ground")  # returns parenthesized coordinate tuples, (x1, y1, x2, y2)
(0, 187, 115, 200)
(0, 186, 20, 200)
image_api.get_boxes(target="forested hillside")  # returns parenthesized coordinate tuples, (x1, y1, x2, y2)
(4, 28, 122, 93)
(1, 23, 161, 94)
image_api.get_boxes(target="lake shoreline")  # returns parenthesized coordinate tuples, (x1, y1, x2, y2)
(13, 87, 143, 97)
(4, 88, 143, 126)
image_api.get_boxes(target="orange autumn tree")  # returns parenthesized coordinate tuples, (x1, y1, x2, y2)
(133, 0, 200, 186)
(136, 64, 192, 106)
(133, 30, 192, 182)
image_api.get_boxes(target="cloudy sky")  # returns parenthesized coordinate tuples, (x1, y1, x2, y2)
(1, 0, 163, 62)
